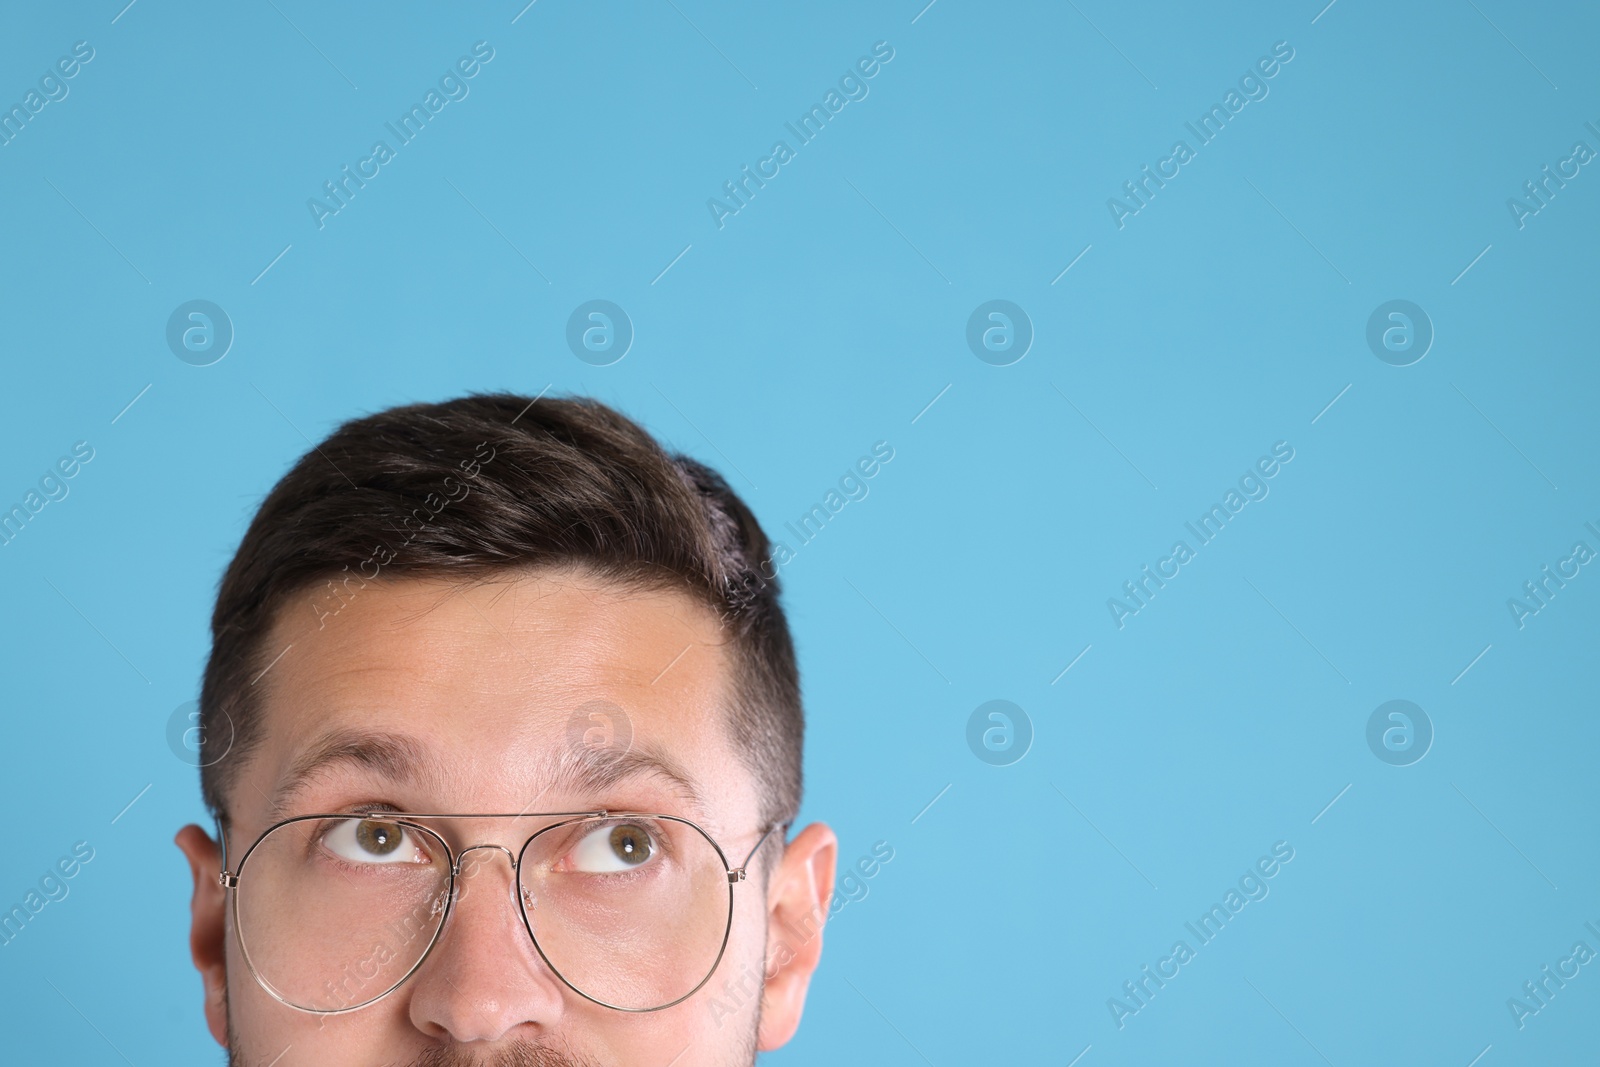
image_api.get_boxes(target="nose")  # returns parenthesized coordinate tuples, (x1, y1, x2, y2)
(457, 843, 517, 877)
(405, 842, 567, 1041)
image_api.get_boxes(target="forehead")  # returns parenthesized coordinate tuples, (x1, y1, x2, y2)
(238, 566, 743, 820)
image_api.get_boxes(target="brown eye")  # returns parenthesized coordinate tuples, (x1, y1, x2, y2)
(609, 825, 653, 866)
(567, 822, 659, 873)
(356, 819, 403, 856)
(321, 818, 429, 866)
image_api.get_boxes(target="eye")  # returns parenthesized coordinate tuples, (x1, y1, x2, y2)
(321, 818, 431, 865)
(568, 822, 657, 873)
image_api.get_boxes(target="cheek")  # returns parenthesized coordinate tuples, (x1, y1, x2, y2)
(730, 881, 774, 972)
(219, 912, 406, 1054)
(222, 931, 378, 1058)
(224, 897, 754, 1060)
(699, 883, 778, 1022)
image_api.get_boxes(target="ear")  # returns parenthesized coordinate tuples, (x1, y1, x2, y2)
(175, 824, 230, 1048)
(757, 821, 837, 1051)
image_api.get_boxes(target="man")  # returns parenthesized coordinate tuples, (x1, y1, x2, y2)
(174, 393, 837, 1066)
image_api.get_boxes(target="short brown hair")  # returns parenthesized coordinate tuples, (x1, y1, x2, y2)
(199, 392, 801, 828)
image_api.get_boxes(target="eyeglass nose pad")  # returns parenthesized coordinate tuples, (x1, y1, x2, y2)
(449, 844, 540, 936)
(450, 843, 518, 905)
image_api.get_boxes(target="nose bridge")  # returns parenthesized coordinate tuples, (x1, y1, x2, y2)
(409, 839, 566, 1037)
(454, 841, 516, 876)
(451, 842, 519, 907)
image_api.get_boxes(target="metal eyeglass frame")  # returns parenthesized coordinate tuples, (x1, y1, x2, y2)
(217, 811, 785, 1015)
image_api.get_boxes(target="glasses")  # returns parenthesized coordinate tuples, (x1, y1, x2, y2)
(218, 811, 782, 1015)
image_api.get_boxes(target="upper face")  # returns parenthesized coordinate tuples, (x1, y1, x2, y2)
(175, 566, 834, 1067)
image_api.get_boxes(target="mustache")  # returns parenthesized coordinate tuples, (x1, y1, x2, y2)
(398, 1046, 602, 1067)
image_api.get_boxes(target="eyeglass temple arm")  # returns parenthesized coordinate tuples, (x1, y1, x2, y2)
(727, 822, 788, 884)
(215, 815, 250, 890)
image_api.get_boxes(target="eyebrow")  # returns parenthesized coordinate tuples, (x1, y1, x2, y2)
(264, 725, 712, 827)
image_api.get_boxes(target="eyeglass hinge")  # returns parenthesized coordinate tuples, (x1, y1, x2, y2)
(218, 872, 239, 890)
(727, 868, 747, 884)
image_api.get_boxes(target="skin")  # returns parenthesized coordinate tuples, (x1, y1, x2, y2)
(175, 566, 836, 1066)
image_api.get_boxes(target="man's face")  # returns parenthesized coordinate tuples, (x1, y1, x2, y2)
(175, 567, 835, 1066)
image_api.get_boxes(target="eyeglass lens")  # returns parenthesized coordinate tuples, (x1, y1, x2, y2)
(233, 815, 733, 1012)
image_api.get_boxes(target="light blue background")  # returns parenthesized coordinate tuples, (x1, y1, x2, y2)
(1, 1, 1597, 1063)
